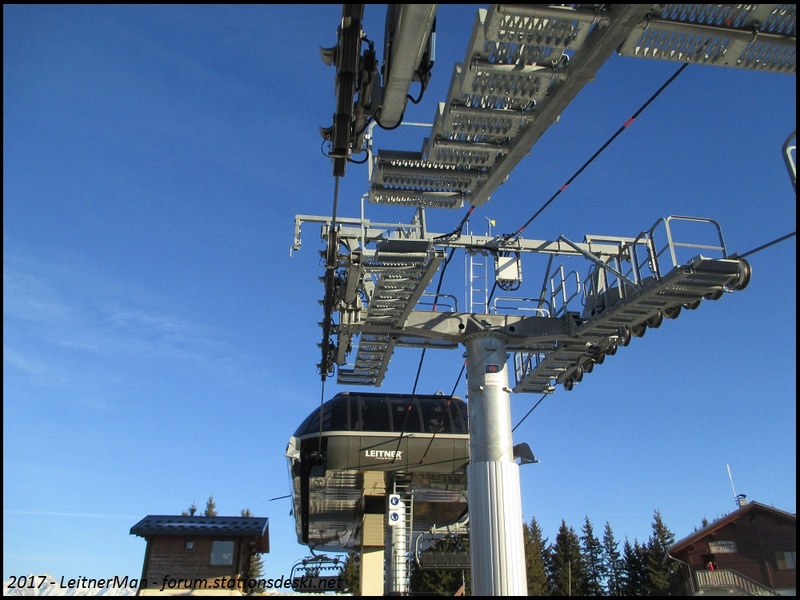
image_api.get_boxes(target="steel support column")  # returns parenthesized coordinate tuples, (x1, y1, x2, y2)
(464, 332, 527, 595)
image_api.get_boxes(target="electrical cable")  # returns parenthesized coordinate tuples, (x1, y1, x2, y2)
(434, 206, 475, 241)
(347, 153, 369, 165)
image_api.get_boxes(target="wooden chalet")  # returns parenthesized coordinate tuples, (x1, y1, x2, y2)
(667, 499, 795, 596)
(130, 515, 269, 596)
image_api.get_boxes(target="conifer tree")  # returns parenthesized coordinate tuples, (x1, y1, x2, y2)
(205, 495, 218, 517)
(643, 509, 681, 595)
(241, 508, 265, 596)
(548, 520, 584, 596)
(580, 516, 604, 596)
(523, 516, 549, 595)
(601, 521, 623, 596)
(181, 501, 198, 516)
(409, 534, 470, 595)
(339, 553, 359, 595)
(620, 538, 646, 596)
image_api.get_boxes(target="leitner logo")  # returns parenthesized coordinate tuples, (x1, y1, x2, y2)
(364, 450, 403, 460)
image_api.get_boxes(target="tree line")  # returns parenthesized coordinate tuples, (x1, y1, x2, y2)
(522, 509, 683, 596)
(340, 509, 686, 595)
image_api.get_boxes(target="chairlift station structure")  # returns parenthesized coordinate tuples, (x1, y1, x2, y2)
(289, 4, 795, 596)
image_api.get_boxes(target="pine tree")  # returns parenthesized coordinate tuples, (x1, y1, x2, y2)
(181, 501, 198, 516)
(241, 508, 265, 596)
(339, 553, 359, 595)
(205, 495, 218, 517)
(548, 520, 584, 596)
(409, 534, 470, 595)
(523, 516, 549, 595)
(601, 521, 623, 596)
(580, 516, 604, 596)
(620, 538, 645, 596)
(643, 509, 681, 595)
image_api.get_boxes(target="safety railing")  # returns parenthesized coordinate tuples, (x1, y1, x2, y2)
(491, 296, 551, 317)
(581, 216, 728, 318)
(695, 569, 781, 596)
(549, 265, 582, 317)
(784, 130, 796, 192)
(635, 215, 728, 280)
(418, 292, 458, 312)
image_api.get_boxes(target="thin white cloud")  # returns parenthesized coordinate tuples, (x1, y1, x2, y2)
(4, 251, 237, 371)
(4, 509, 139, 520)
(2, 346, 47, 377)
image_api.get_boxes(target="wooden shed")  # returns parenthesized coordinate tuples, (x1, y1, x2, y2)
(130, 515, 269, 596)
(668, 500, 795, 596)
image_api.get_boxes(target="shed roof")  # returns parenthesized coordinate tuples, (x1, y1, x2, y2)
(669, 501, 796, 555)
(130, 515, 269, 540)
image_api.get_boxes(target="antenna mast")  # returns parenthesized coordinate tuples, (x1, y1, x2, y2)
(727, 464, 737, 502)
(727, 464, 748, 508)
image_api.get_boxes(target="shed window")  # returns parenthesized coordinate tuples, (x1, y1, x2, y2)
(211, 540, 235, 565)
(775, 551, 796, 570)
(184, 540, 195, 551)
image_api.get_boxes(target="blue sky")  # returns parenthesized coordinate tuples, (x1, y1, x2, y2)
(4, 4, 796, 585)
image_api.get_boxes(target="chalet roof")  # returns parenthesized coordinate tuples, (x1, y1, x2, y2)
(669, 501, 796, 555)
(130, 515, 269, 539)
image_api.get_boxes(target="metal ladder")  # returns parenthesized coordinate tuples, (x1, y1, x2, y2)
(386, 474, 414, 595)
(466, 249, 489, 314)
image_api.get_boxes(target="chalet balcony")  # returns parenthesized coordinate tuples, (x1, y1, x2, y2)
(694, 569, 782, 596)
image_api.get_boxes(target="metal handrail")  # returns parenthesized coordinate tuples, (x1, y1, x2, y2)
(695, 569, 781, 596)
(418, 292, 458, 312)
(650, 215, 728, 270)
(783, 130, 796, 193)
(549, 265, 582, 317)
(491, 296, 551, 316)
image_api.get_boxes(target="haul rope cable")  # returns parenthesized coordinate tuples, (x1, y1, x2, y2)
(508, 230, 797, 434)
(390, 247, 458, 464)
(737, 231, 796, 259)
(504, 55, 697, 241)
(435, 49, 708, 433)
(397, 52, 705, 435)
